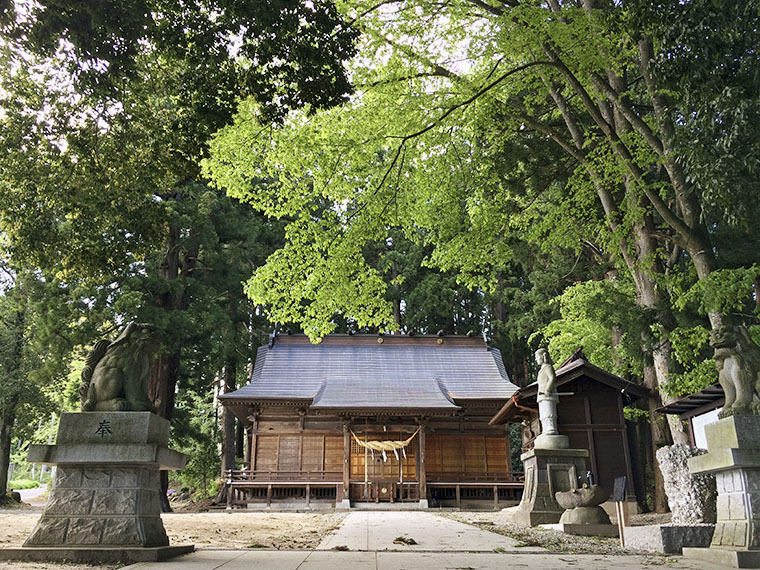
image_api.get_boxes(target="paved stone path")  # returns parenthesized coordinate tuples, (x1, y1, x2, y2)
(316, 511, 534, 552)
(123, 511, 720, 570)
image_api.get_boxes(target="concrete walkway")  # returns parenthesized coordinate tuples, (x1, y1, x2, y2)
(316, 511, 532, 552)
(122, 511, 720, 570)
(16, 483, 47, 503)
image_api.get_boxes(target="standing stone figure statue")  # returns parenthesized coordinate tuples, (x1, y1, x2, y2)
(534, 348, 568, 449)
(78, 322, 156, 412)
(536, 348, 559, 435)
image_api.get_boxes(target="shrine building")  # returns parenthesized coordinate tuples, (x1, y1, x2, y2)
(220, 333, 523, 509)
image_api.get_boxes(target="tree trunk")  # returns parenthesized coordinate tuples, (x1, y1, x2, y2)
(148, 209, 200, 512)
(221, 359, 237, 474)
(642, 365, 671, 513)
(0, 300, 25, 502)
(0, 413, 15, 500)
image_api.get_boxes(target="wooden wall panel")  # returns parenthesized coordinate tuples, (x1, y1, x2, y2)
(426, 435, 443, 473)
(278, 435, 300, 471)
(485, 437, 508, 472)
(324, 435, 343, 472)
(589, 389, 622, 424)
(441, 435, 463, 472)
(462, 436, 486, 474)
(593, 431, 628, 493)
(427, 435, 508, 475)
(302, 436, 324, 473)
(557, 395, 589, 425)
(255, 435, 278, 471)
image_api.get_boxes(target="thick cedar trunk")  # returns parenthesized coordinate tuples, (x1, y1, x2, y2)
(1, 304, 25, 502)
(0, 413, 15, 500)
(149, 211, 199, 512)
(221, 358, 237, 474)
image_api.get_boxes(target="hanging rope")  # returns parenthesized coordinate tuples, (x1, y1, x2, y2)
(351, 428, 421, 463)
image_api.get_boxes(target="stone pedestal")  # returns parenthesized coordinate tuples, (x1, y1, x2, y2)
(683, 415, 760, 568)
(625, 524, 714, 554)
(503, 447, 588, 526)
(2, 412, 193, 563)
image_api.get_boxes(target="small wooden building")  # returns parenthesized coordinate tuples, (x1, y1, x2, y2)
(220, 333, 522, 508)
(489, 349, 647, 505)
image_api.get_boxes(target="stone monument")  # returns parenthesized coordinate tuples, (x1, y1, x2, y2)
(0, 324, 193, 564)
(504, 348, 589, 526)
(682, 325, 760, 568)
(534, 348, 569, 450)
(625, 444, 716, 553)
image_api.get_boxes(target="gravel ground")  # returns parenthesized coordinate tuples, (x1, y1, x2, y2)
(444, 511, 673, 556)
(0, 506, 346, 569)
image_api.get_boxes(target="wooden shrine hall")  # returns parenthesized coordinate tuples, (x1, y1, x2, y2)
(220, 333, 523, 509)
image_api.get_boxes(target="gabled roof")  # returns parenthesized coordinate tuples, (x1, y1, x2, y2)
(489, 348, 649, 425)
(220, 334, 518, 415)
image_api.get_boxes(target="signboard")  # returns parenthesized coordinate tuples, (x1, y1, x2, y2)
(612, 476, 627, 502)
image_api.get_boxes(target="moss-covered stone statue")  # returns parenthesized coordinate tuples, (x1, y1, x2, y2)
(78, 323, 156, 412)
(710, 324, 760, 418)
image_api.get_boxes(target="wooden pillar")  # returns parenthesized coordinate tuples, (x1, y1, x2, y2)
(247, 410, 259, 472)
(493, 485, 499, 510)
(342, 421, 351, 501)
(418, 423, 427, 501)
(245, 426, 253, 468)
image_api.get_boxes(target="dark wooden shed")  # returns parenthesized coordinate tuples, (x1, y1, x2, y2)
(489, 349, 648, 505)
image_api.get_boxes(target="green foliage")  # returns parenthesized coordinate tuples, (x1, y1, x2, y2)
(170, 391, 221, 499)
(676, 266, 760, 318)
(623, 406, 649, 421)
(7, 479, 38, 490)
(540, 279, 647, 377)
(5, 0, 358, 123)
(662, 325, 720, 398)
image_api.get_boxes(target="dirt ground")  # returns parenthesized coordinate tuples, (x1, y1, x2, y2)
(0, 508, 346, 570)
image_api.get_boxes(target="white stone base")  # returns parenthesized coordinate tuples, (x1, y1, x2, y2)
(0, 545, 194, 564)
(683, 547, 760, 568)
(337, 499, 351, 510)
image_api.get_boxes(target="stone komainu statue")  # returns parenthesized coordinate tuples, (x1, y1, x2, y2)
(710, 325, 760, 418)
(78, 323, 156, 412)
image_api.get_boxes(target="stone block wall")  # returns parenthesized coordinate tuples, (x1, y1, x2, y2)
(711, 468, 760, 549)
(25, 465, 168, 548)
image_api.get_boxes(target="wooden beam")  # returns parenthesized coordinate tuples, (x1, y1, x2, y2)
(342, 421, 351, 498)
(419, 423, 427, 500)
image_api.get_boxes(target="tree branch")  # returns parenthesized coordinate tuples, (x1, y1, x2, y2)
(542, 43, 694, 245)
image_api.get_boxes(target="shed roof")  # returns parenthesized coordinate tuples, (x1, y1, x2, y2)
(221, 334, 518, 414)
(656, 383, 724, 417)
